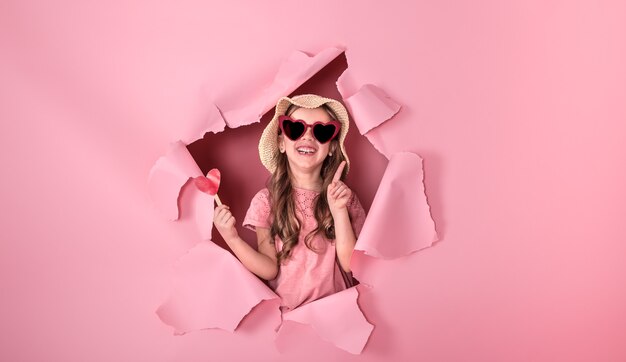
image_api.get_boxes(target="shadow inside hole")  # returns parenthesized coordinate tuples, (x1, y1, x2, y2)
(187, 52, 388, 287)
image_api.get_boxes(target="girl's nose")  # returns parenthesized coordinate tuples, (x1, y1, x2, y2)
(302, 125, 314, 140)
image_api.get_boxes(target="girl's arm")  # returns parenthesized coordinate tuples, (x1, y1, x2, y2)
(333, 209, 357, 273)
(214, 205, 278, 281)
(327, 161, 357, 273)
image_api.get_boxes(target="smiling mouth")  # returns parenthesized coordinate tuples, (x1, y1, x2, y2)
(296, 147, 317, 155)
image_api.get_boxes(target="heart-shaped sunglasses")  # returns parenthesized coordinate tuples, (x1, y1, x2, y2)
(278, 115, 341, 144)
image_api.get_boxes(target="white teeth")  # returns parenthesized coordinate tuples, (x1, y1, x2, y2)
(297, 147, 316, 154)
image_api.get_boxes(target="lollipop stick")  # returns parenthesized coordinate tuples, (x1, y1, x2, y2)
(214, 193, 222, 206)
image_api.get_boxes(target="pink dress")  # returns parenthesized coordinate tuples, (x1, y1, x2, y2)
(243, 186, 367, 312)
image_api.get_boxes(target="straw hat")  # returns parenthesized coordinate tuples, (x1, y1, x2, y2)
(259, 94, 350, 174)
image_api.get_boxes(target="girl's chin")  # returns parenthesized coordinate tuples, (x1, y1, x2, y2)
(288, 158, 324, 171)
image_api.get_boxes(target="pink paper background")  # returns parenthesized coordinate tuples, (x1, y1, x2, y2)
(2, 1, 625, 361)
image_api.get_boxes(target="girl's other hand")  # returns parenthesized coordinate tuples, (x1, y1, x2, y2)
(213, 204, 239, 242)
(327, 161, 352, 217)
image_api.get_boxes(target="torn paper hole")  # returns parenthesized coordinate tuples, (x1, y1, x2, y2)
(150, 46, 437, 354)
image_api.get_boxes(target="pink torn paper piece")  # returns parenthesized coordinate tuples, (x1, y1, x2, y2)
(354, 151, 438, 259)
(148, 141, 203, 220)
(339, 83, 401, 135)
(181, 102, 226, 144)
(156, 241, 279, 334)
(218, 47, 345, 129)
(275, 286, 373, 355)
(336, 68, 401, 158)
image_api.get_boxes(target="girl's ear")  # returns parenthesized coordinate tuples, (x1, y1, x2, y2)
(278, 135, 285, 153)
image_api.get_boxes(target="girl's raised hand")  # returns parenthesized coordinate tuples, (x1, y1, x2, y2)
(213, 204, 239, 242)
(327, 161, 352, 217)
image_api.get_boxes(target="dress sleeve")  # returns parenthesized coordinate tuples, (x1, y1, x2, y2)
(242, 188, 272, 231)
(347, 192, 367, 239)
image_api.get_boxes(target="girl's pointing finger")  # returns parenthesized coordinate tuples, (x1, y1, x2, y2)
(332, 161, 346, 183)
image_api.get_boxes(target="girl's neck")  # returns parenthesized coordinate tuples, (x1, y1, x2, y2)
(290, 170, 323, 192)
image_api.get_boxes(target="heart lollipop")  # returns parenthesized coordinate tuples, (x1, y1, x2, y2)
(193, 168, 222, 205)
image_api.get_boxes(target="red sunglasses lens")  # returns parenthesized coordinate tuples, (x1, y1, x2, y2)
(282, 119, 305, 140)
(313, 123, 338, 143)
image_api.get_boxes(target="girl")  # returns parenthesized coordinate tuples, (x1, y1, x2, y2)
(213, 94, 367, 312)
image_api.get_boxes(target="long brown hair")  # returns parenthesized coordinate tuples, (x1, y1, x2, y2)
(267, 104, 347, 265)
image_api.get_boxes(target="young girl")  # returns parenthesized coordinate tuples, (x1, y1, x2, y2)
(213, 94, 367, 312)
